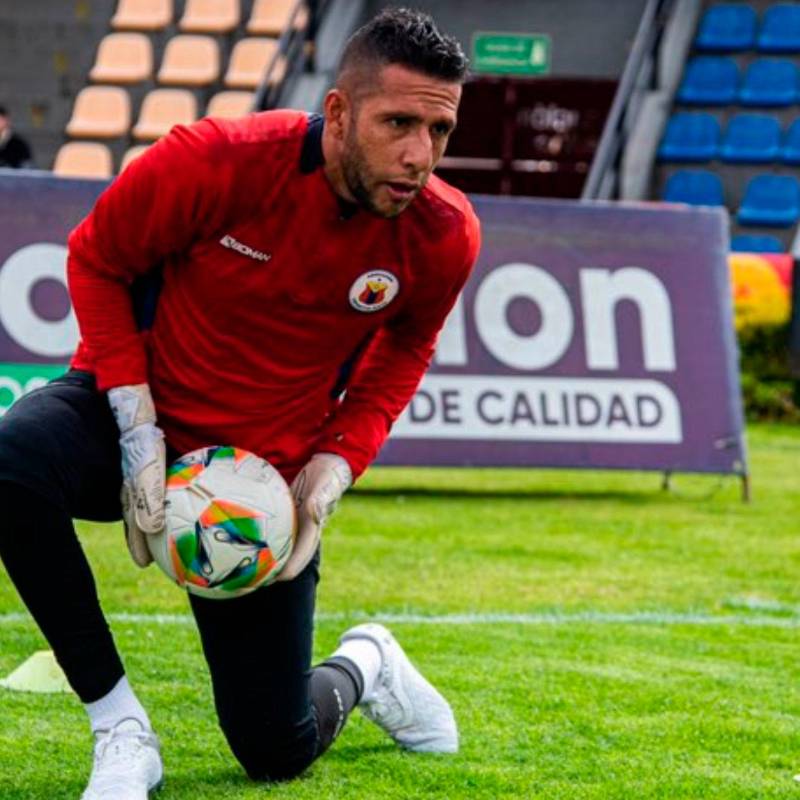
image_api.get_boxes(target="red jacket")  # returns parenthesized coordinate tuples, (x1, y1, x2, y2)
(68, 110, 480, 480)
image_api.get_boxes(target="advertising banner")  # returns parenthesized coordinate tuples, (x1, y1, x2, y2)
(0, 172, 106, 413)
(0, 175, 747, 475)
(380, 196, 747, 476)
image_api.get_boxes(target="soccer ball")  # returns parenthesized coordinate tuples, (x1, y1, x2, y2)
(147, 446, 296, 599)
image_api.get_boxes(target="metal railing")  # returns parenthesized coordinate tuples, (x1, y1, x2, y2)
(580, 0, 675, 200)
(253, 0, 333, 111)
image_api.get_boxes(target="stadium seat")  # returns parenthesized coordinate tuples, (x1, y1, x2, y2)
(247, 0, 307, 36)
(157, 35, 220, 86)
(739, 59, 798, 106)
(89, 33, 153, 84)
(676, 57, 739, 105)
(111, 0, 173, 31)
(224, 37, 284, 89)
(179, 0, 240, 33)
(53, 142, 113, 179)
(694, 4, 757, 52)
(120, 144, 150, 171)
(781, 118, 800, 164)
(132, 88, 198, 140)
(757, 3, 800, 52)
(730, 233, 784, 252)
(720, 114, 781, 163)
(657, 112, 720, 162)
(65, 86, 131, 138)
(737, 174, 800, 226)
(661, 169, 724, 206)
(206, 90, 254, 118)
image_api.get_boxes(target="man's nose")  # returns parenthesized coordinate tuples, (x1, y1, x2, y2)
(401, 129, 433, 174)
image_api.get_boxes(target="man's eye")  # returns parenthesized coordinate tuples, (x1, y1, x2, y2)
(389, 117, 411, 128)
(432, 124, 451, 137)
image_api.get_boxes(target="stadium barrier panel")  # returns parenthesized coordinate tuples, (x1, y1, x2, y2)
(0, 172, 747, 478)
(381, 196, 747, 478)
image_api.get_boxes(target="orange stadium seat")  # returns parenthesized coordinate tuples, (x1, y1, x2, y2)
(206, 90, 254, 118)
(179, 0, 241, 34)
(89, 33, 153, 84)
(247, 0, 306, 36)
(224, 37, 284, 89)
(111, 0, 173, 31)
(133, 88, 198, 140)
(157, 35, 220, 86)
(53, 142, 114, 179)
(120, 144, 150, 171)
(66, 86, 131, 138)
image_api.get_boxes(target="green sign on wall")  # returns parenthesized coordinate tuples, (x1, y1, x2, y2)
(472, 32, 551, 76)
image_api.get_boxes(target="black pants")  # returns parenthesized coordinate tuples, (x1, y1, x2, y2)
(0, 371, 360, 781)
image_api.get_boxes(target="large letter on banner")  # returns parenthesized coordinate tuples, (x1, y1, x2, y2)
(380, 196, 747, 477)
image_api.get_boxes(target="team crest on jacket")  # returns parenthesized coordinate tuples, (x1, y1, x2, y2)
(349, 270, 399, 313)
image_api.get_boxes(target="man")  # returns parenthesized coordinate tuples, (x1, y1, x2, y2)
(0, 105, 33, 168)
(0, 8, 480, 798)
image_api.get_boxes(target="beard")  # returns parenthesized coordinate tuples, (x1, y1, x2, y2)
(340, 126, 420, 219)
(341, 147, 382, 215)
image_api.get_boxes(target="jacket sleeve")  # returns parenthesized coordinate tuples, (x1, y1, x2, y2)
(316, 216, 481, 479)
(67, 120, 234, 390)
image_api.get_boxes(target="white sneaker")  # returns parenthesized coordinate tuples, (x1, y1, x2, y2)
(81, 718, 163, 800)
(340, 623, 458, 753)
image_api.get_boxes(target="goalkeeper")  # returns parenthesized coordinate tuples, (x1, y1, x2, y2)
(0, 7, 479, 799)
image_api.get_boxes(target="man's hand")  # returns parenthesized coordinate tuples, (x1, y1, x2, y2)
(278, 453, 352, 581)
(107, 384, 166, 567)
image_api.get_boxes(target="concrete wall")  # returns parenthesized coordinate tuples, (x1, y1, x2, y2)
(0, 1, 120, 169)
(0, 0, 648, 169)
(365, 0, 648, 78)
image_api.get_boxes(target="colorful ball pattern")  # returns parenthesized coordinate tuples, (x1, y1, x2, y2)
(147, 446, 296, 599)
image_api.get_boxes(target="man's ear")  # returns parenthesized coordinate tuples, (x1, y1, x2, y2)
(323, 88, 351, 142)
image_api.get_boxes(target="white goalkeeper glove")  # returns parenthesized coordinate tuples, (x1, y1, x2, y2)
(107, 383, 166, 568)
(278, 453, 352, 582)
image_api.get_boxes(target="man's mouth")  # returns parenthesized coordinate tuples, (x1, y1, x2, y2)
(384, 181, 419, 201)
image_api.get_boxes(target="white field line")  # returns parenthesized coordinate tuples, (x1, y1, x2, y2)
(723, 596, 800, 615)
(0, 609, 799, 628)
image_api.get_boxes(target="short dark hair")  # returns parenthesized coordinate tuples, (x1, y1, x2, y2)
(338, 7, 468, 85)
(0, 106, 7, 117)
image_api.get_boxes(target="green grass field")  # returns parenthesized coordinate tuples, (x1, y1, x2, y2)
(0, 422, 798, 799)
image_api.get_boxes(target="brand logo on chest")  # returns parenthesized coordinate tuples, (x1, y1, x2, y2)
(349, 270, 400, 313)
(219, 234, 272, 263)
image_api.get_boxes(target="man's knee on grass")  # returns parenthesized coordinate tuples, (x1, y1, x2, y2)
(220, 666, 358, 783)
(222, 716, 319, 783)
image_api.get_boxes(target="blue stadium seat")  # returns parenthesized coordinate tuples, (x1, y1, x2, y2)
(737, 174, 800, 226)
(676, 56, 739, 105)
(739, 59, 798, 106)
(731, 233, 786, 253)
(720, 114, 782, 163)
(695, 4, 757, 51)
(730, 233, 784, 252)
(662, 170, 725, 206)
(780, 118, 800, 164)
(757, 4, 800, 52)
(657, 113, 720, 162)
